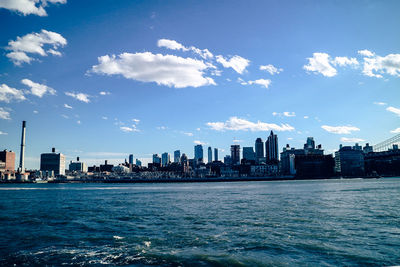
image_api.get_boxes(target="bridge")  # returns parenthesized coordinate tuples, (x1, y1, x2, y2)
(373, 133, 400, 152)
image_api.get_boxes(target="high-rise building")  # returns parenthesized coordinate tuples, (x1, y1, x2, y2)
(136, 158, 142, 167)
(128, 154, 134, 164)
(214, 148, 218, 161)
(174, 150, 181, 163)
(0, 149, 16, 171)
(40, 147, 66, 176)
(161, 152, 170, 166)
(266, 131, 278, 162)
(153, 154, 161, 164)
(208, 146, 212, 163)
(243, 147, 256, 161)
(255, 138, 264, 163)
(224, 155, 232, 165)
(194, 145, 203, 162)
(231, 145, 240, 165)
(304, 137, 315, 150)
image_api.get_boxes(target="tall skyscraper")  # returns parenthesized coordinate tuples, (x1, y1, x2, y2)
(128, 154, 134, 164)
(208, 146, 212, 163)
(135, 158, 142, 167)
(231, 145, 240, 165)
(266, 131, 278, 162)
(255, 138, 264, 163)
(194, 145, 203, 162)
(214, 148, 218, 161)
(174, 150, 181, 163)
(243, 147, 256, 161)
(152, 154, 161, 164)
(161, 152, 170, 166)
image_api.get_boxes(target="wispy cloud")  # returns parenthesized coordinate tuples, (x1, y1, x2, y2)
(340, 137, 365, 143)
(65, 92, 90, 103)
(207, 117, 295, 132)
(390, 127, 400, 134)
(387, 106, 400, 116)
(64, 104, 72, 109)
(194, 140, 206, 145)
(0, 107, 11, 120)
(259, 64, 283, 75)
(321, 125, 360, 134)
(0, 131, 8, 135)
(120, 126, 138, 132)
(373, 101, 387, 106)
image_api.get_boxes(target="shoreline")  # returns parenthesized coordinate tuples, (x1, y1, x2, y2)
(0, 175, 389, 184)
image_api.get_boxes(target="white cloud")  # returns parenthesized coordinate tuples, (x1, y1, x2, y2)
(259, 64, 283, 75)
(157, 126, 167, 130)
(0, 107, 11, 120)
(0, 0, 66, 16)
(101, 116, 108, 120)
(6, 29, 67, 65)
(0, 131, 7, 135)
(157, 39, 189, 51)
(304, 116, 309, 119)
(64, 103, 72, 109)
(65, 92, 90, 103)
(283, 111, 296, 117)
(77, 120, 81, 124)
(21, 78, 56, 97)
(340, 137, 365, 143)
(321, 125, 360, 134)
(387, 106, 400, 116)
(120, 126, 138, 132)
(216, 55, 250, 74)
(303, 53, 337, 77)
(157, 39, 213, 59)
(194, 140, 206, 145)
(132, 118, 140, 124)
(272, 112, 279, 116)
(373, 101, 387, 106)
(248, 79, 271, 89)
(358, 49, 375, 57)
(182, 132, 193, 136)
(33, 110, 38, 114)
(91, 52, 216, 88)
(390, 127, 400, 134)
(61, 114, 68, 119)
(207, 116, 295, 132)
(361, 53, 400, 78)
(99, 91, 110, 95)
(332, 57, 359, 67)
(0, 84, 26, 103)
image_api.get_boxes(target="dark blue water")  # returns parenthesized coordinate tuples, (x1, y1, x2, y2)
(0, 178, 399, 266)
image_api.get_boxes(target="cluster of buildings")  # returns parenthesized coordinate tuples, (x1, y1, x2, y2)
(1, 121, 400, 182)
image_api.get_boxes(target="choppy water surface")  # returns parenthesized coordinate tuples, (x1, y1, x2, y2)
(0, 178, 399, 266)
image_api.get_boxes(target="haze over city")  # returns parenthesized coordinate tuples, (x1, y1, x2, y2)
(1, 0, 399, 169)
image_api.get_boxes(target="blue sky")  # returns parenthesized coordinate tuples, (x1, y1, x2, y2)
(0, 0, 399, 169)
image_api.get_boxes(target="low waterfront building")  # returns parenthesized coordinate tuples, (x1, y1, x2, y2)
(100, 160, 114, 172)
(335, 145, 365, 177)
(364, 145, 400, 176)
(69, 157, 87, 173)
(294, 154, 335, 178)
(0, 149, 16, 172)
(250, 164, 278, 177)
(40, 148, 66, 176)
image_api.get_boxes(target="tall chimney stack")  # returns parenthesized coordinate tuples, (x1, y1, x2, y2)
(19, 120, 26, 172)
(52, 147, 55, 153)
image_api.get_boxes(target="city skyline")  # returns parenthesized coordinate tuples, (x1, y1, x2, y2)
(1, 1, 400, 169)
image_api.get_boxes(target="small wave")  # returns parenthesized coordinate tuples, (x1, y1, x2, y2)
(144, 241, 151, 247)
(113, 235, 124, 240)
